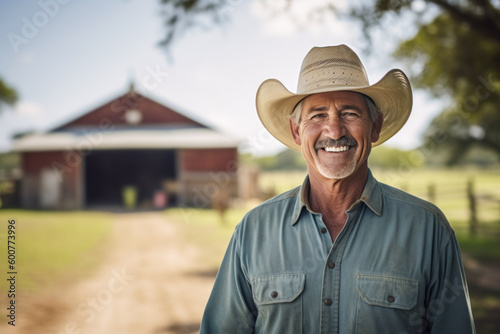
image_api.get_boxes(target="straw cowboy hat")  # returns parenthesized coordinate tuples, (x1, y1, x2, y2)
(256, 44, 413, 151)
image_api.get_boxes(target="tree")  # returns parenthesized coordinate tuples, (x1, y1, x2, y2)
(385, 1, 500, 165)
(0, 77, 18, 112)
(157, 0, 500, 164)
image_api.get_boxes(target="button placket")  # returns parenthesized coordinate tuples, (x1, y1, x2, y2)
(319, 209, 362, 333)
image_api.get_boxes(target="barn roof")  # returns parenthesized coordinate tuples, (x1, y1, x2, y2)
(13, 127, 239, 152)
(12, 86, 240, 152)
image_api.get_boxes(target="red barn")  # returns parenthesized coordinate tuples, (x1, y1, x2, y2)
(13, 87, 239, 210)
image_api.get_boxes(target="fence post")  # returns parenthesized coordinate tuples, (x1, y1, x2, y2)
(467, 177, 478, 236)
(428, 182, 436, 203)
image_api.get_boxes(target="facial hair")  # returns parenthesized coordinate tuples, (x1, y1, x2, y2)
(312, 136, 358, 180)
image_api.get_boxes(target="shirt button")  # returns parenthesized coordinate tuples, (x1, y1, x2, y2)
(387, 295, 395, 303)
(328, 262, 335, 269)
(271, 291, 278, 298)
(320, 227, 327, 234)
(324, 298, 332, 306)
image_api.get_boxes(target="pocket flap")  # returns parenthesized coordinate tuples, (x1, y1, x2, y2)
(356, 274, 418, 310)
(251, 273, 305, 305)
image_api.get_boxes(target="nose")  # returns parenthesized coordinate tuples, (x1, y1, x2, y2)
(322, 115, 346, 140)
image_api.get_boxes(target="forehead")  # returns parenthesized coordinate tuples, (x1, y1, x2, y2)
(302, 91, 366, 108)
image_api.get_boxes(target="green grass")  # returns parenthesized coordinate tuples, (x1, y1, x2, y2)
(0, 210, 112, 292)
(456, 234, 500, 262)
(259, 170, 307, 195)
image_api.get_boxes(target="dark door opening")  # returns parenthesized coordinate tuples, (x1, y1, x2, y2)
(85, 149, 177, 208)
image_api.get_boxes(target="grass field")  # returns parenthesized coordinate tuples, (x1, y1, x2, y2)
(0, 210, 112, 293)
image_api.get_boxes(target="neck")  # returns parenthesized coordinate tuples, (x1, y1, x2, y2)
(307, 166, 368, 239)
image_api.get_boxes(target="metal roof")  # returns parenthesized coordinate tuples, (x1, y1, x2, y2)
(12, 127, 240, 152)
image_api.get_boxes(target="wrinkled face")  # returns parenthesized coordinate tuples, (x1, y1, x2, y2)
(290, 91, 382, 180)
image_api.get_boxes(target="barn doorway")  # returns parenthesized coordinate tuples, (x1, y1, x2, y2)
(85, 149, 178, 208)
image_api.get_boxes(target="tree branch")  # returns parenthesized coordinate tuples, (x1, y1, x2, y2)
(428, 0, 500, 42)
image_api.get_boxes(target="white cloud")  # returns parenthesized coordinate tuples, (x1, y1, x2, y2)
(16, 101, 43, 116)
(251, 0, 347, 37)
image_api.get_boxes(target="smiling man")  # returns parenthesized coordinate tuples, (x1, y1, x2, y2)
(200, 45, 476, 333)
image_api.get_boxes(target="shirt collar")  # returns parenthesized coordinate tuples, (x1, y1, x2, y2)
(291, 169, 383, 226)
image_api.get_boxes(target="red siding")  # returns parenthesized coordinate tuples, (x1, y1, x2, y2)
(24, 151, 68, 174)
(181, 148, 238, 172)
(23, 151, 82, 189)
(57, 93, 204, 129)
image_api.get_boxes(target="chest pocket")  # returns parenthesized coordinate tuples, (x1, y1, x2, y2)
(251, 272, 305, 305)
(355, 274, 419, 333)
(250, 273, 305, 333)
(356, 274, 418, 310)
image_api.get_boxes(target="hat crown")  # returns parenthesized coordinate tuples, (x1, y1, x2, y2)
(297, 45, 369, 94)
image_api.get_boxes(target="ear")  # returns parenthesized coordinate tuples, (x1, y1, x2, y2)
(371, 112, 384, 143)
(289, 118, 302, 146)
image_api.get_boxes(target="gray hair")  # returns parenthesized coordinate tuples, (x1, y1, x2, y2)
(289, 94, 380, 124)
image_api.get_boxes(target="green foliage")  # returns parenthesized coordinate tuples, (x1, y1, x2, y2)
(393, 4, 500, 164)
(0, 77, 18, 111)
(369, 146, 423, 169)
(240, 148, 307, 171)
(0, 152, 20, 170)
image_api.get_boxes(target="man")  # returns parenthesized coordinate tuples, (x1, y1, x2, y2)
(200, 45, 475, 333)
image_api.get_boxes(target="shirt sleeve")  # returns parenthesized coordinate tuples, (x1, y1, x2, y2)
(427, 231, 476, 334)
(199, 224, 257, 334)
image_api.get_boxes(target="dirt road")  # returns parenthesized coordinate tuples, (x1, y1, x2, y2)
(2, 212, 215, 334)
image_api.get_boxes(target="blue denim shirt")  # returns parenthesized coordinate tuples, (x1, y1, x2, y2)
(200, 170, 475, 333)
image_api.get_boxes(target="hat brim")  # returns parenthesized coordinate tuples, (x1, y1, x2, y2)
(256, 69, 412, 151)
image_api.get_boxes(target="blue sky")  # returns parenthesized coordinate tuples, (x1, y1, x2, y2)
(0, 0, 443, 155)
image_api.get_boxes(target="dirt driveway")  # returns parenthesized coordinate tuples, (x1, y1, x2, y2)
(2, 212, 216, 334)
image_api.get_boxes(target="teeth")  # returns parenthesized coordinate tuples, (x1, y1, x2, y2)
(324, 146, 349, 152)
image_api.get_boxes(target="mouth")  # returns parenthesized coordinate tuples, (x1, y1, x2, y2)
(315, 137, 357, 154)
(323, 146, 351, 153)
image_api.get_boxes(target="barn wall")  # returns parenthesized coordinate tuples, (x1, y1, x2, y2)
(22, 151, 83, 209)
(181, 148, 238, 172)
(178, 148, 239, 208)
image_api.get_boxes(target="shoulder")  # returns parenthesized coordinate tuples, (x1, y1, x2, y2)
(247, 186, 300, 218)
(378, 181, 453, 233)
(236, 186, 300, 230)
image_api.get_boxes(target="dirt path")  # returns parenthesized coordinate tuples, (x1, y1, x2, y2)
(2, 212, 215, 334)
(462, 253, 500, 293)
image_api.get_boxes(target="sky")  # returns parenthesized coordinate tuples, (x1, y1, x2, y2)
(0, 0, 443, 156)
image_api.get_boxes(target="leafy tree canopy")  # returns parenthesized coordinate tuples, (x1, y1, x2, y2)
(158, 0, 500, 165)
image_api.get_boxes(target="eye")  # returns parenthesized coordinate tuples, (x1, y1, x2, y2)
(340, 112, 360, 120)
(311, 113, 326, 119)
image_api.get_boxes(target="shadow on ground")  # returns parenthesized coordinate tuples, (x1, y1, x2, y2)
(154, 322, 200, 334)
